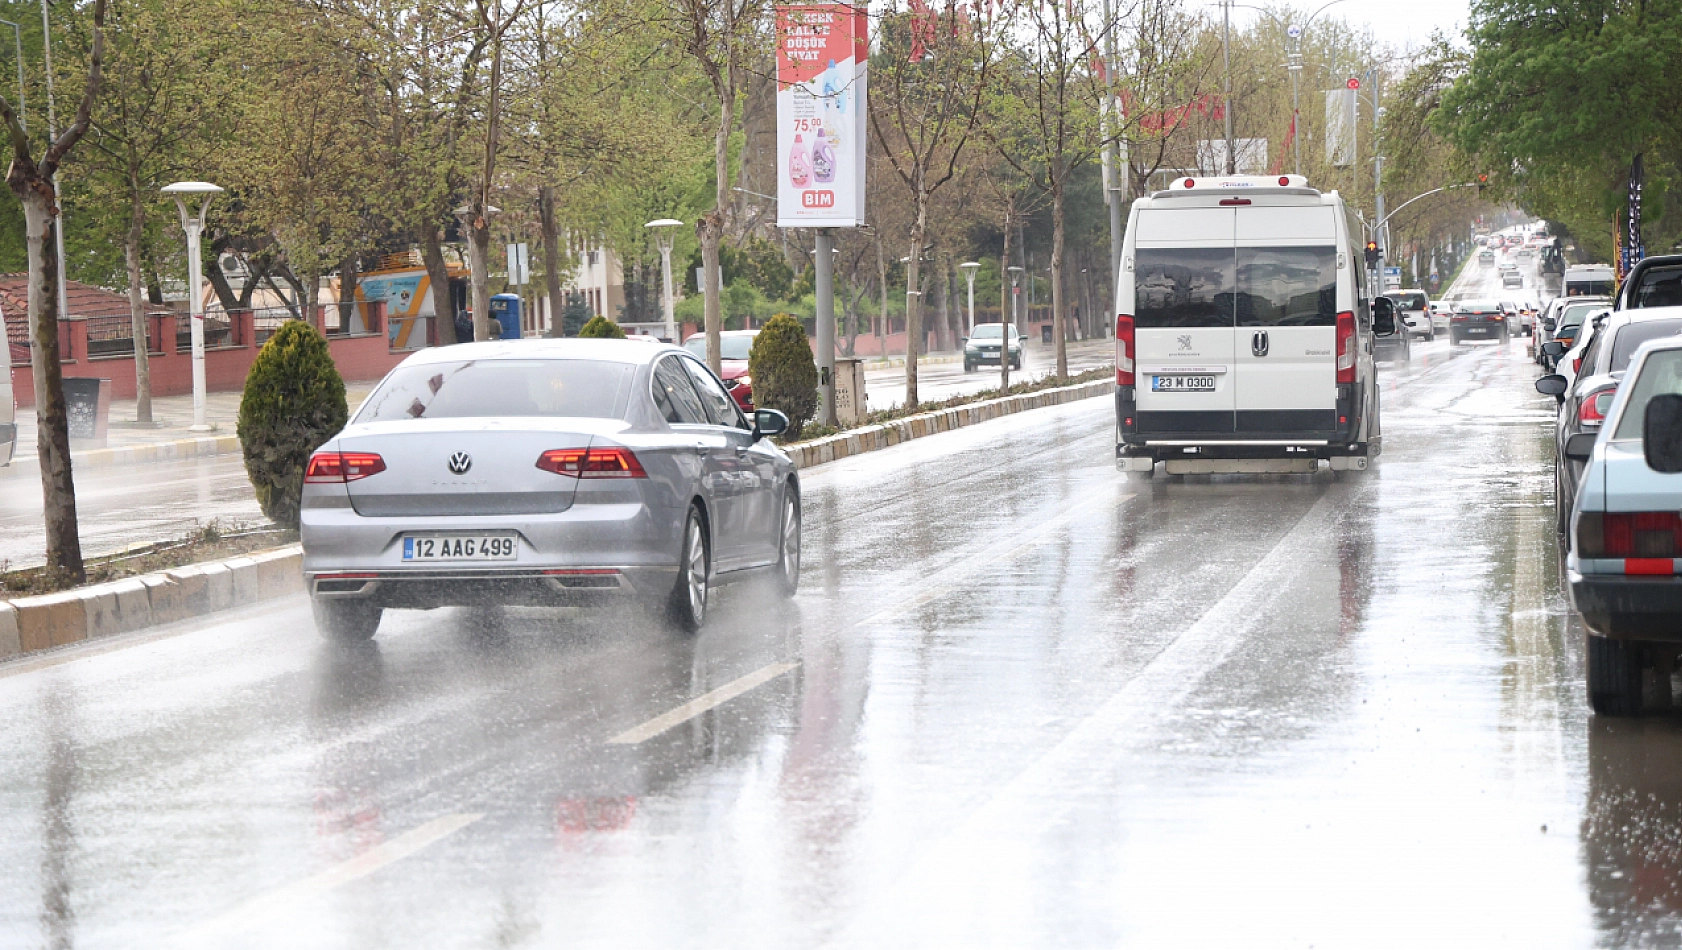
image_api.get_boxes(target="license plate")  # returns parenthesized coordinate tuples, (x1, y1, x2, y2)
(1153, 375, 1216, 392)
(402, 534, 518, 561)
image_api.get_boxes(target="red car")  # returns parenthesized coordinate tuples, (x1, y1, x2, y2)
(683, 330, 757, 413)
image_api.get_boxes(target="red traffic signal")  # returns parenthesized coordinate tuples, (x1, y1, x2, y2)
(1364, 240, 1380, 266)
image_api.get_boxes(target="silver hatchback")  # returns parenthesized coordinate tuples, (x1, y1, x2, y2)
(300, 339, 800, 640)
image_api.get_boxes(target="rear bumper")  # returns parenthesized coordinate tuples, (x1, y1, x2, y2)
(1116, 385, 1368, 460)
(1570, 570, 1682, 639)
(307, 565, 679, 607)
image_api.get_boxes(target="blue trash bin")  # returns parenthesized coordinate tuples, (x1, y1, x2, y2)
(489, 294, 522, 340)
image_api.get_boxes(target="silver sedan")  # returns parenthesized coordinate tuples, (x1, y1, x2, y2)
(300, 339, 800, 640)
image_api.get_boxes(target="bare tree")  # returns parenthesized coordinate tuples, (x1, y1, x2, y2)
(0, 0, 109, 582)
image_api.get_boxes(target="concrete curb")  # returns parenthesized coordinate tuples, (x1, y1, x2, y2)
(0, 544, 302, 660)
(1, 434, 244, 480)
(786, 378, 1111, 470)
(863, 354, 964, 369)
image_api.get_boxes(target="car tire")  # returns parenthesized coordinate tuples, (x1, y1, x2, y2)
(1555, 463, 1572, 536)
(312, 596, 381, 643)
(963, 361, 974, 373)
(774, 486, 801, 597)
(667, 504, 710, 633)
(1587, 634, 1645, 717)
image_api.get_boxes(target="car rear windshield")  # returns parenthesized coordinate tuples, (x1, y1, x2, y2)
(356, 359, 635, 422)
(1611, 319, 1682, 373)
(1134, 246, 1335, 328)
(1630, 264, 1682, 309)
(1559, 303, 1602, 328)
(1398, 293, 1428, 310)
(1614, 349, 1682, 440)
(684, 336, 754, 361)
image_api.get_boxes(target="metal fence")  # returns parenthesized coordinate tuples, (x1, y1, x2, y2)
(4, 302, 384, 361)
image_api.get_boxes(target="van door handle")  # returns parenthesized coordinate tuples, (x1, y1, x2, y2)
(1251, 330, 1269, 358)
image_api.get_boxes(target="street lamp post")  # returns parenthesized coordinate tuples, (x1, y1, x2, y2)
(959, 261, 980, 337)
(1006, 265, 1024, 390)
(163, 182, 224, 431)
(644, 218, 682, 343)
(814, 228, 837, 426)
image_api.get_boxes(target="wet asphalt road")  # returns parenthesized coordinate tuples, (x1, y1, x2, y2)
(9, 323, 1681, 948)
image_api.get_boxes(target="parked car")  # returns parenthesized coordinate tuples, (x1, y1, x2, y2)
(963, 322, 1023, 372)
(1375, 298, 1412, 362)
(1449, 299, 1510, 344)
(683, 329, 757, 412)
(1393, 289, 1433, 340)
(1563, 334, 1682, 715)
(1614, 254, 1682, 311)
(299, 339, 801, 640)
(1542, 298, 1612, 370)
(1538, 306, 1682, 536)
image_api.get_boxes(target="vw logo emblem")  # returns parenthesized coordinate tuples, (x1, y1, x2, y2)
(447, 452, 472, 475)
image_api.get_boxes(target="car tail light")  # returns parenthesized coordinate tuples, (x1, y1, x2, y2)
(304, 451, 386, 483)
(1335, 311, 1356, 383)
(1452, 313, 1468, 321)
(1573, 354, 1583, 373)
(1115, 314, 1135, 386)
(1577, 388, 1615, 426)
(536, 446, 648, 478)
(1576, 511, 1682, 560)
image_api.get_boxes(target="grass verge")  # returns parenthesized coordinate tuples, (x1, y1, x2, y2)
(794, 365, 1111, 442)
(1, 520, 296, 597)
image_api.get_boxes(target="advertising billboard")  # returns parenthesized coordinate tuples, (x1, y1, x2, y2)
(776, 4, 867, 229)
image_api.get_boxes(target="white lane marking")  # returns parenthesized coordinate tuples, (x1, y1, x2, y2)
(172, 812, 483, 946)
(608, 490, 1133, 747)
(608, 661, 800, 745)
(834, 488, 1351, 946)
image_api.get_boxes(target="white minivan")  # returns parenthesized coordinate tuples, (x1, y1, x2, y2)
(1114, 175, 1393, 475)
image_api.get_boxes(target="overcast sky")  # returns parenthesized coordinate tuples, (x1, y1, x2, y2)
(1232, 0, 1472, 53)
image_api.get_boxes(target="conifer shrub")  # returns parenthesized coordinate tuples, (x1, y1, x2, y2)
(238, 320, 348, 530)
(578, 315, 627, 339)
(748, 313, 818, 437)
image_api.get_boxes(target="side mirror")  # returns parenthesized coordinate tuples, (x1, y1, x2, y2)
(1541, 341, 1565, 359)
(1645, 393, 1682, 473)
(1564, 431, 1598, 461)
(960, 336, 968, 345)
(1372, 297, 1397, 337)
(1535, 375, 1568, 398)
(752, 407, 790, 441)
(1542, 318, 1556, 332)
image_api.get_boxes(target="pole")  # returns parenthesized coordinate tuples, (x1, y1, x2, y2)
(1371, 69, 1386, 282)
(40, 0, 66, 324)
(815, 228, 836, 427)
(1222, 0, 1234, 175)
(1290, 48, 1300, 176)
(180, 200, 211, 430)
(659, 241, 675, 343)
(964, 268, 976, 334)
(1103, 0, 1124, 293)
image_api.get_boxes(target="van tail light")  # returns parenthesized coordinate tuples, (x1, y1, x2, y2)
(1115, 314, 1136, 386)
(1335, 311, 1356, 383)
(1577, 387, 1615, 426)
(1576, 511, 1682, 561)
(537, 446, 648, 478)
(304, 451, 386, 483)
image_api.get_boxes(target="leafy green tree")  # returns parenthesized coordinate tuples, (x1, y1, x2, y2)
(578, 314, 627, 338)
(238, 320, 349, 530)
(748, 313, 818, 436)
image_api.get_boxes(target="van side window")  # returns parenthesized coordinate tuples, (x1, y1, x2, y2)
(1134, 248, 1234, 328)
(1236, 248, 1336, 327)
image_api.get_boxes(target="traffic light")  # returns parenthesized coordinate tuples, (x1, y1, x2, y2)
(1476, 173, 1489, 196)
(1364, 240, 1380, 267)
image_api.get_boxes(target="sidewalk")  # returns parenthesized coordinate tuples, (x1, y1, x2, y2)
(5, 385, 375, 474)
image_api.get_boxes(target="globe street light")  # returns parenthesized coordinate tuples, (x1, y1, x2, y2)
(163, 181, 224, 431)
(645, 218, 683, 343)
(959, 261, 981, 335)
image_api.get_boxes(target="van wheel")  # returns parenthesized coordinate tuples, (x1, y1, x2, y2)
(1588, 635, 1645, 717)
(313, 597, 382, 643)
(667, 505, 710, 633)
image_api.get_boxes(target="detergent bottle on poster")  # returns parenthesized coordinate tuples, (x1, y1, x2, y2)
(812, 129, 835, 183)
(821, 59, 844, 146)
(789, 134, 811, 188)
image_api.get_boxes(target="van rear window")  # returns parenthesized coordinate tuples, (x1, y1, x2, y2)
(1237, 247, 1336, 326)
(1134, 248, 1233, 328)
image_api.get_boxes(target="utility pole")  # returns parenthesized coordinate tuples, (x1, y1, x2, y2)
(1102, 0, 1124, 297)
(1370, 68, 1386, 284)
(1287, 26, 1302, 176)
(1221, 0, 1235, 174)
(814, 229, 836, 427)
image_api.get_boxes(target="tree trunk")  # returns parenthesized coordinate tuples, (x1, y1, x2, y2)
(1000, 199, 1013, 392)
(876, 235, 888, 353)
(904, 188, 928, 408)
(338, 254, 359, 333)
(422, 228, 456, 345)
(539, 184, 562, 337)
(1051, 179, 1068, 377)
(469, 220, 492, 340)
(471, 25, 503, 343)
(19, 193, 83, 582)
(125, 183, 151, 424)
(700, 73, 736, 377)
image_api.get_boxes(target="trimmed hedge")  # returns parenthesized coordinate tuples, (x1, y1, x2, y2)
(578, 315, 626, 339)
(237, 320, 348, 530)
(748, 313, 818, 437)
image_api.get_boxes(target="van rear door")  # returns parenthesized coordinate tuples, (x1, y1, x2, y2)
(1233, 206, 1338, 435)
(1132, 207, 1236, 434)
